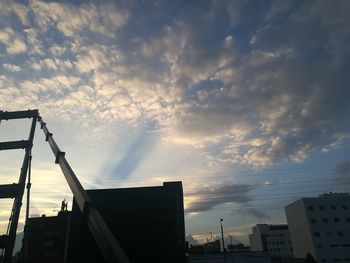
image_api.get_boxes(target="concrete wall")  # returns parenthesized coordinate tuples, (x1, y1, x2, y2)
(285, 199, 315, 259)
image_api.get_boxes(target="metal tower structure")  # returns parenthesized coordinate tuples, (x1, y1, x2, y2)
(0, 110, 129, 263)
(0, 110, 38, 263)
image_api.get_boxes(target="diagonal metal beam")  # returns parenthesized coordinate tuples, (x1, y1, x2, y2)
(38, 116, 130, 263)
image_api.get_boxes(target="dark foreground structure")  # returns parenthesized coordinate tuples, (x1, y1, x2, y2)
(21, 211, 71, 263)
(67, 181, 186, 263)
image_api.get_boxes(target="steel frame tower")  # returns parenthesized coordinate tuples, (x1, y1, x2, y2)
(0, 110, 38, 263)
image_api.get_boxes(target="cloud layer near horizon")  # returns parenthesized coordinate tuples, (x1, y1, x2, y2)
(1, 0, 350, 169)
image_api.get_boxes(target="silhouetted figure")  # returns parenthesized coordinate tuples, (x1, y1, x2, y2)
(306, 253, 317, 263)
(61, 199, 68, 212)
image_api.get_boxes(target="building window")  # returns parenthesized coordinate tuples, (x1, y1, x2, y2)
(321, 259, 326, 262)
(334, 259, 341, 262)
(346, 218, 350, 223)
(308, 206, 314, 211)
(341, 244, 350, 247)
(281, 241, 285, 244)
(311, 218, 317, 224)
(334, 217, 340, 223)
(319, 205, 325, 211)
(338, 231, 344, 237)
(330, 244, 338, 247)
(326, 232, 333, 237)
(314, 232, 320, 237)
(317, 245, 323, 248)
(322, 218, 328, 223)
(342, 205, 348, 210)
(330, 205, 336, 210)
(279, 234, 284, 237)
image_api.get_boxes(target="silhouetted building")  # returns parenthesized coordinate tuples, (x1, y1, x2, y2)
(189, 240, 221, 255)
(228, 243, 250, 253)
(249, 224, 293, 258)
(68, 181, 185, 263)
(22, 211, 71, 263)
(285, 192, 350, 262)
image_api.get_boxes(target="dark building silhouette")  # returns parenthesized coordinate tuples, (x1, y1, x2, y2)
(21, 211, 71, 263)
(189, 240, 221, 255)
(67, 181, 186, 263)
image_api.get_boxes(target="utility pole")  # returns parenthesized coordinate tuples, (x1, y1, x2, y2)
(220, 219, 227, 263)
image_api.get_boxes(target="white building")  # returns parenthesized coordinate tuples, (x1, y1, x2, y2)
(249, 224, 293, 258)
(285, 192, 350, 262)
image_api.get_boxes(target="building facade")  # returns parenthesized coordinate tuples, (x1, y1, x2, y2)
(285, 192, 350, 262)
(249, 224, 293, 258)
(68, 181, 186, 263)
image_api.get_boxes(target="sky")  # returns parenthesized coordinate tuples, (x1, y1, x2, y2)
(0, 0, 350, 246)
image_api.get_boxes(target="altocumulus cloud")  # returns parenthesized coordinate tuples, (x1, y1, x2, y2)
(0, 0, 349, 168)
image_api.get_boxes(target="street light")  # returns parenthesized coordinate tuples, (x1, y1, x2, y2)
(220, 219, 227, 263)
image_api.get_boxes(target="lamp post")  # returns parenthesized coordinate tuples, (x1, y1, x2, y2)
(220, 219, 227, 263)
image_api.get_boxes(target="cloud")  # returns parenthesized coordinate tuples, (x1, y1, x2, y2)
(11, 3, 29, 25)
(30, 2, 129, 38)
(21, 75, 80, 94)
(233, 208, 270, 220)
(24, 28, 45, 55)
(31, 58, 73, 71)
(139, 0, 350, 167)
(185, 184, 252, 212)
(0, 2, 29, 25)
(3, 64, 21, 72)
(7, 37, 27, 54)
(75, 45, 110, 73)
(335, 160, 350, 176)
(0, 27, 27, 54)
(0, 0, 349, 169)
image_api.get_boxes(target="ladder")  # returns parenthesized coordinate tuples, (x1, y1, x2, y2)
(0, 110, 129, 263)
(0, 110, 38, 263)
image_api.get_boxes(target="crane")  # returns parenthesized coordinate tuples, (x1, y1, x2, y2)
(0, 110, 129, 263)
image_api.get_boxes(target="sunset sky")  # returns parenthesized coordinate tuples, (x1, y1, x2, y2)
(0, 0, 350, 245)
